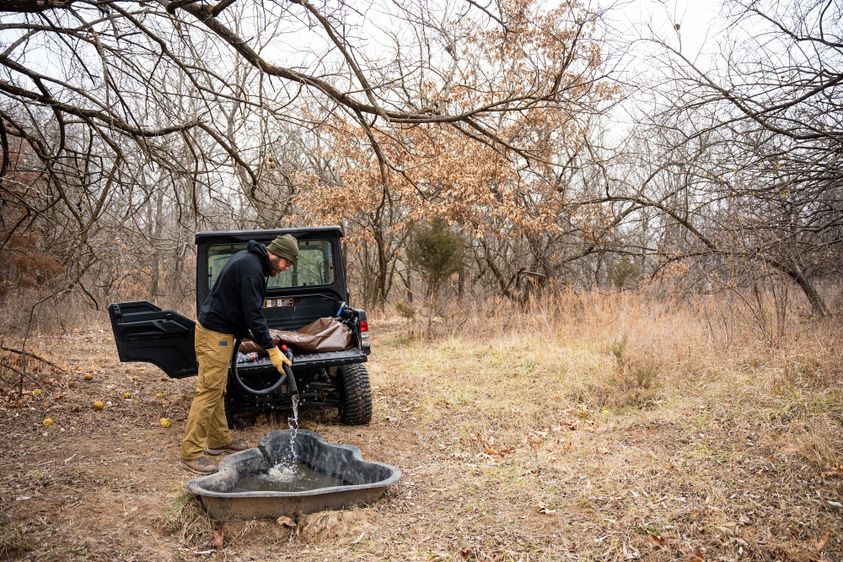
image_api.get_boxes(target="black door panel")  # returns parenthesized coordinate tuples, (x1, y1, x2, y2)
(109, 301, 197, 378)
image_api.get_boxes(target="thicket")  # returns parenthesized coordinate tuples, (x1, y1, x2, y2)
(0, 0, 840, 335)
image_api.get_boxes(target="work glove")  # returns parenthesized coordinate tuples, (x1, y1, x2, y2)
(267, 346, 292, 374)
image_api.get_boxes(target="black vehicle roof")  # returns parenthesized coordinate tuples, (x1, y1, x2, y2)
(195, 226, 343, 244)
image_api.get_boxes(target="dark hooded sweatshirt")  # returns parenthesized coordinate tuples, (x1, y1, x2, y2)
(198, 240, 275, 350)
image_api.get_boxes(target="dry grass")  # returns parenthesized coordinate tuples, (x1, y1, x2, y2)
(369, 290, 843, 559)
(392, 289, 842, 418)
(0, 522, 31, 559)
(159, 488, 215, 546)
(2, 288, 842, 560)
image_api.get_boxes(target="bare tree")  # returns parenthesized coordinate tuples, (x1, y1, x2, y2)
(588, 0, 842, 316)
(0, 0, 615, 316)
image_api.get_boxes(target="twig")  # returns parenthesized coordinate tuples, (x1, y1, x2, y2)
(0, 359, 47, 392)
(0, 345, 67, 373)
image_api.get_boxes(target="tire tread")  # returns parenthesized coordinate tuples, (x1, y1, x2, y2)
(339, 363, 372, 425)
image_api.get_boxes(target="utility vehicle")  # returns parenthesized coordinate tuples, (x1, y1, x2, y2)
(108, 226, 372, 425)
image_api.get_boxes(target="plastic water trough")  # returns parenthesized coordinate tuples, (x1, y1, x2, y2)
(186, 429, 401, 520)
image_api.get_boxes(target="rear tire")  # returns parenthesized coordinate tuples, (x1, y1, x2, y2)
(339, 364, 372, 425)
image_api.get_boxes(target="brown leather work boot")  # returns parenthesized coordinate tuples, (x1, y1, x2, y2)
(205, 439, 251, 456)
(180, 457, 218, 474)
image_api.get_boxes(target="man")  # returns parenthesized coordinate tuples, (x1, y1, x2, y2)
(180, 234, 299, 474)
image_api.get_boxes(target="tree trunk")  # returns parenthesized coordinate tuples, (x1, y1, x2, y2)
(373, 226, 389, 310)
(148, 188, 164, 297)
(785, 265, 829, 318)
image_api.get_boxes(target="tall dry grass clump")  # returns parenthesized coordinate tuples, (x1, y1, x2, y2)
(374, 286, 842, 478)
(382, 286, 842, 424)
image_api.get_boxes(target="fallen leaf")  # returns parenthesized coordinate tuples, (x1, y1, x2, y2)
(537, 506, 556, 514)
(650, 534, 665, 547)
(276, 515, 296, 528)
(815, 532, 829, 551)
(210, 529, 224, 549)
(821, 467, 842, 478)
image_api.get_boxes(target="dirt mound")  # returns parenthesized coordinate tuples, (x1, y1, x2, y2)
(297, 508, 379, 544)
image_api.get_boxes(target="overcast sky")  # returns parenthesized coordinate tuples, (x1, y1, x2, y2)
(592, 0, 734, 140)
(604, 0, 724, 56)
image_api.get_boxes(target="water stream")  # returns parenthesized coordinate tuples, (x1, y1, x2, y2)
(249, 394, 306, 490)
(288, 394, 299, 464)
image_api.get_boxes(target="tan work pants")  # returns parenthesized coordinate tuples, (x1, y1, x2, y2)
(180, 324, 235, 460)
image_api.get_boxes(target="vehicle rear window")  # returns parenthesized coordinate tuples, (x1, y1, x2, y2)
(207, 239, 335, 291)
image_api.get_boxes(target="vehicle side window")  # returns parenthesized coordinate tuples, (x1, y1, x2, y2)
(207, 239, 334, 291)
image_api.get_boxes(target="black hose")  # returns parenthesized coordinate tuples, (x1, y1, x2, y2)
(282, 348, 298, 396)
(230, 339, 297, 396)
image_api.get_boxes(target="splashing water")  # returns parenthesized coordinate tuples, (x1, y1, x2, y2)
(257, 394, 301, 484)
(235, 463, 346, 492)
(266, 463, 297, 483)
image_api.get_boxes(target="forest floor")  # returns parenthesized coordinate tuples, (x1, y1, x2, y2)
(1, 312, 842, 561)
